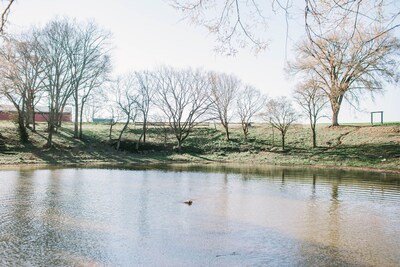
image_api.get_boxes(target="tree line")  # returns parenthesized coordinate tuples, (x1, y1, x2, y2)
(0, 17, 301, 151)
(0, 18, 111, 147)
(106, 67, 272, 151)
(1, 12, 399, 152)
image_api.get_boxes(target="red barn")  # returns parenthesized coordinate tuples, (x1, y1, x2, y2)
(0, 105, 72, 122)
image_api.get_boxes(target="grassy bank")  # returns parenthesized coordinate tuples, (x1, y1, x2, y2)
(0, 121, 399, 172)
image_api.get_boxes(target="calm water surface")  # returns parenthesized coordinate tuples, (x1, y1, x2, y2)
(0, 164, 399, 266)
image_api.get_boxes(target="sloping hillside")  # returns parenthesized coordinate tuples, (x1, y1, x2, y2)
(0, 121, 398, 172)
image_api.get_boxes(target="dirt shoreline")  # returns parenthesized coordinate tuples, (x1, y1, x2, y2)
(0, 158, 399, 175)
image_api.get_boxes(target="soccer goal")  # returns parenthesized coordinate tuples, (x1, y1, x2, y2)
(370, 111, 384, 125)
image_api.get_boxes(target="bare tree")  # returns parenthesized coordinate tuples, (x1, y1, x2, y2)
(289, 28, 400, 126)
(0, 37, 29, 142)
(66, 20, 112, 139)
(16, 31, 46, 132)
(0, 17, 112, 147)
(0, 32, 45, 142)
(236, 85, 266, 140)
(155, 66, 211, 151)
(209, 71, 240, 140)
(38, 19, 75, 147)
(293, 78, 328, 148)
(134, 70, 156, 146)
(112, 74, 138, 151)
(265, 96, 297, 150)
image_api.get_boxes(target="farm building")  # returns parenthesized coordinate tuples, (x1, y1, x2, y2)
(0, 105, 72, 122)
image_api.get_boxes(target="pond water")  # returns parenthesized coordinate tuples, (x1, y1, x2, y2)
(0, 164, 399, 266)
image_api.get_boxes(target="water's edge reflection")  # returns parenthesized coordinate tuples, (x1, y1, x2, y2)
(0, 164, 399, 266)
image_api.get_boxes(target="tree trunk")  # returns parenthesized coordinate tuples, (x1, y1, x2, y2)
(55, 109, 62, 132)
(136, 132, 144, 150)
(79, 105, 84, 139)
(142, 118, 147, 144)
(311, 125, 317, 148)
(25, 95, 32, 128)
(332, 109, 340, 126)
(55, 111, 61, 133)
(32, 110, 36, 132)
(30, 96, 36, 132)
(224, 124, 230, 141)
(164, 128, 167, 147)
(25, 107, 30, 128)
(331, 95, 343, 127)
(281, 132, 285, 150)
(74, 97, 79, 138)
(17, 112, 29, 143)
(79, 121, 83, 139)
(177, 139, 182, 152)
(242, 123, 248, 141)
(109, 123, 114, 140)
(116, 135, 122, 151)
(46, 124, 54, 148)
(116, 118, 129, 151)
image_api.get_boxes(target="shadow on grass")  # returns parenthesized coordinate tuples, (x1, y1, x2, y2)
(23, 126, 178, 165)
(291, 143, 400, 165)
(0, 134, 8, 154)
(2, 124, 398, 168)
(323, 143, 400, 163)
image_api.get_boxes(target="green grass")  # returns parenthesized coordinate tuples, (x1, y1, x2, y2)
(0, 121, 399, 171)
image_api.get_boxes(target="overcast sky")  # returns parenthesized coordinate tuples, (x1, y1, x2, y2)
(7, 0, 400, 123)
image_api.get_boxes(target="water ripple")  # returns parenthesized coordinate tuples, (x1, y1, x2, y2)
(0, 165, 399, 266)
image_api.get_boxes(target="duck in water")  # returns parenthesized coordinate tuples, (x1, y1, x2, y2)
(183, 199, 193, 205)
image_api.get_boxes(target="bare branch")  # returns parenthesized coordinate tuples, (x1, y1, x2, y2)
(236, 84, 266, 140)
(208, 71, 240, 140)
(154, 66, 212, 151)
(0, 0, 15, 34)
(262, 96, 297, 150)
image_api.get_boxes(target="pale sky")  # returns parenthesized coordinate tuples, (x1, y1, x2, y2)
(7, 0, 400, 123)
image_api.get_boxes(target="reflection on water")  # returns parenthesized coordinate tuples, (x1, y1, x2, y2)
(0, 164, 399, 266)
